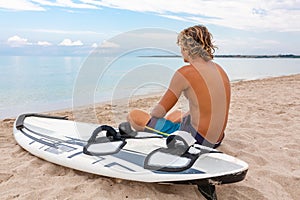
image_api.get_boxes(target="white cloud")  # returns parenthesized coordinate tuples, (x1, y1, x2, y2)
(7, 35, 31, 47)
(59, 38, 83, 46)
(0, 0, 45, 11)
(1, 1, 299, 32)
(158, 14, 190, 22)
(0, 0, 99, 11)
(91, 41, 122, 49)
(91, 43, 98, 48)
(83, 0, 300, 32)
(32, 0, 98, 9)
(37, 41, 52, 46)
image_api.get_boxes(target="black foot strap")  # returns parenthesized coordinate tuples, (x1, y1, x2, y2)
(198, 184, 217, 200)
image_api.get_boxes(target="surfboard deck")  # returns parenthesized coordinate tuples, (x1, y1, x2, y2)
(13, 113, 248, 200)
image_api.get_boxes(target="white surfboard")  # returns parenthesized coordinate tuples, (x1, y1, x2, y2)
(13, 113, 248, 200)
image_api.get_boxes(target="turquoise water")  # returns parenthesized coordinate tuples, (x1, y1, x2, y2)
(0, 55, 299, 119)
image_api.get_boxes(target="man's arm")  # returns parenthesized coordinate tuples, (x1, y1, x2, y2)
(151, 70, 187, 118)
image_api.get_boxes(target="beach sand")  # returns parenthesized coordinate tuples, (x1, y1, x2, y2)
(0, 74, 299, 200)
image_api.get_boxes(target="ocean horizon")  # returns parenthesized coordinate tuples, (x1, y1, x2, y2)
(1, 55, 300, 119)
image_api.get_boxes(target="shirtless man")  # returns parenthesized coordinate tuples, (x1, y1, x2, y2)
(127, 25, 231, 148)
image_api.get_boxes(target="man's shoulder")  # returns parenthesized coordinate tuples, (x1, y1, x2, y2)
(177, 64, 193, 73)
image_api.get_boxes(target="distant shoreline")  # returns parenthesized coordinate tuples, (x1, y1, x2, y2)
(139, 54, 300, 58)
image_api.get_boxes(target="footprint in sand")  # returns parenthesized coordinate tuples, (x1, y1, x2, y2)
(219, 185, 265, 200)
(0, 173, 13, 184)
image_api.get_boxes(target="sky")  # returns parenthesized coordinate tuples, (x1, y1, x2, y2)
(0, 0, 299, 56)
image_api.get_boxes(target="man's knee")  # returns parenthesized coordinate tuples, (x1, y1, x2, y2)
(127, 109, 151, 131)
(165, 109, 183, 122)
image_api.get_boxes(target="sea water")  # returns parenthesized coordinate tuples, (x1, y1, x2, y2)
(0, 55, 299, 119)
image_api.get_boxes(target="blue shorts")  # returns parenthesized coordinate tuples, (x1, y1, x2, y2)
(144, 115, 223, 148)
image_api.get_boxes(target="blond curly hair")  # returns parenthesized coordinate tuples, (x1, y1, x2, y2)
(177, 25, 217, 61)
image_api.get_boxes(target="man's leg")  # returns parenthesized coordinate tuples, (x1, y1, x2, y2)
(127, 109, 151, 131)
(165, 109, 183, 123)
